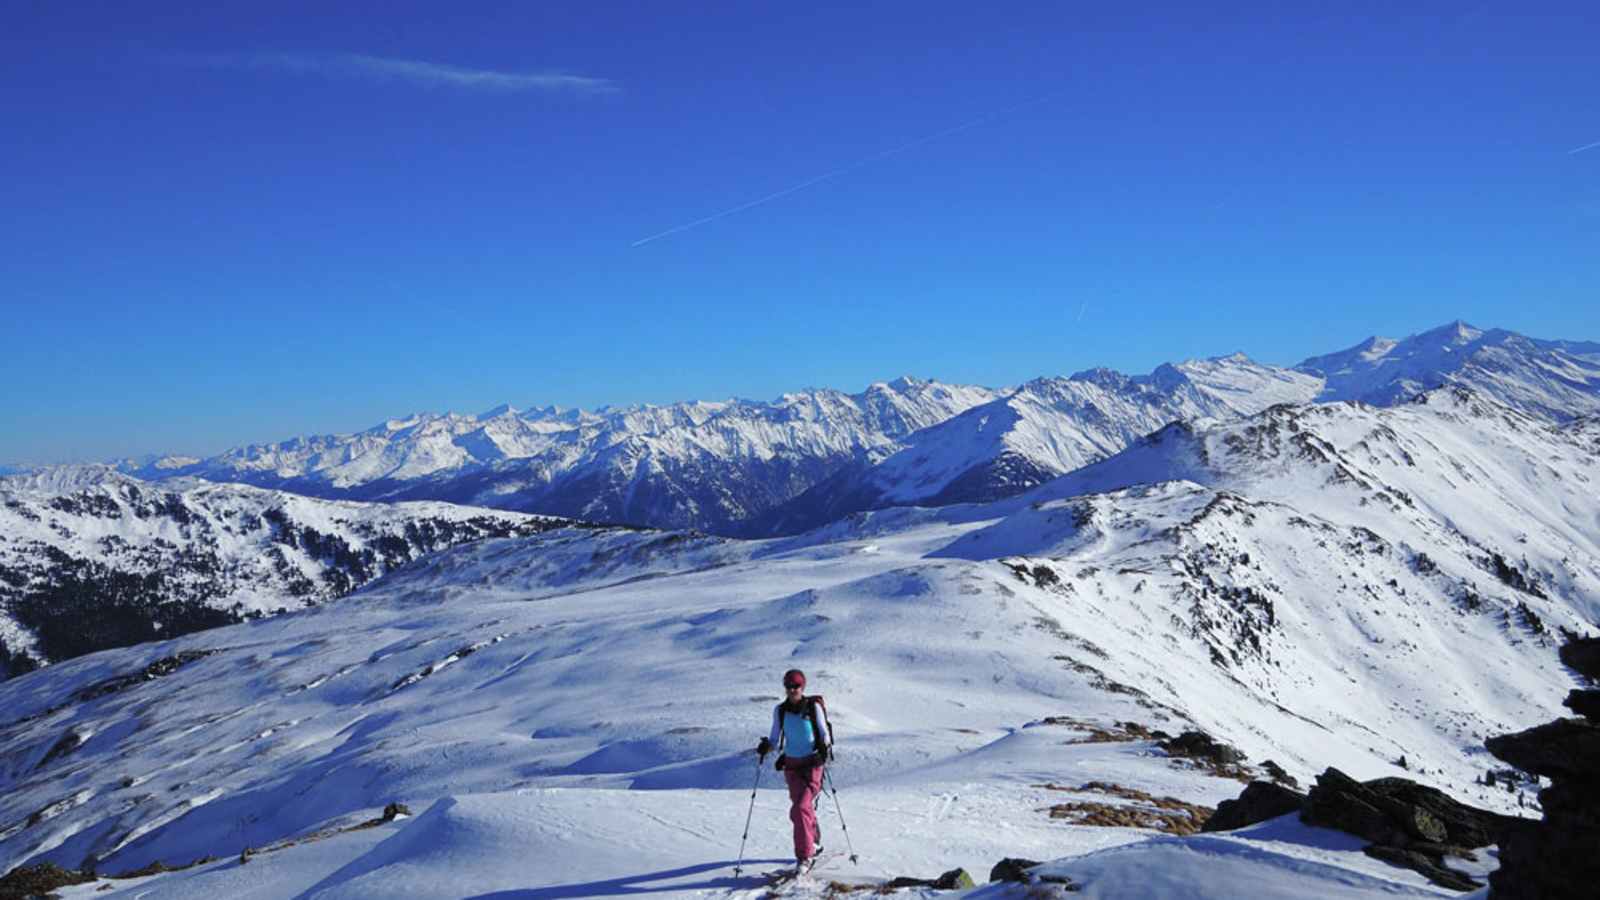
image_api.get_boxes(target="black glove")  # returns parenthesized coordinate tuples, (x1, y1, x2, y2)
(775, 755, 787, 771)
(756, 737, 772, 759)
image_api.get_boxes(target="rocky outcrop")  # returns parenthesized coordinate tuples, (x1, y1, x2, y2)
(1563, 688, 1600, 720)
(988, 858, 1042, 883)
(0, 862, 95, 899)
(1299, 767, 1511, 891)
(884, 868, 975, 890)
(1362, 845, 1480, 892)
(1202, 781, 1306, 832)
(1484, 634, 1600, 899)
(1558, 636, 1600, 677)
(1160, 730, 1246, 766)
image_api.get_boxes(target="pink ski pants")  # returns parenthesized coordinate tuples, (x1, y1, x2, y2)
(783, 759, 824, 860)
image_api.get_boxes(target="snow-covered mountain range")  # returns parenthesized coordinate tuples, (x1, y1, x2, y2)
(94, 322, 1600, 540)
(0, 466, 569, 677)
(1297, 320, 1600, 418)
(746, 355, 1323, 535)
(120, 379, 1002, 535)
(0, 382, 1594, 897)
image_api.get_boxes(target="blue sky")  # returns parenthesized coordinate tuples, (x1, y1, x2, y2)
(3, 2, 1597, 463)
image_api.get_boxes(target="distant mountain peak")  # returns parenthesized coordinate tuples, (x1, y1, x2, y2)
(2, 462, 137, 495)
(869, 375, 926, 393)
(1418, 319, 1483, 345)
(478, 403, 518, 420)
(1294, 321, 1600, 420)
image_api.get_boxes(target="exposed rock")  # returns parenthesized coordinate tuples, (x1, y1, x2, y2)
(1485, 635, 1600, 899)
(1362, 845, 1480, 892)
(1260, 759, 1299, 789)
(1302, 768, 1403, 844)
(1202, 780, 1306, 832)
(1159, 730, 1246, 766)
(71, 650, 219, 703)
(1558, 636, 1600, 681)
(36, 728, 86, 770)
(989, 858, 1042, 883)
(114, 860, 172, 878)
(885, 868, 976, 890)
(1302, 768, 1508, 849)
(1360, 777, 1509, 848)
(382, 802, 412, 821)
(1562, 689, 1600, 720)
(0, 862, 96, 899)
(1299, 767, 1518, 892)
(1485, 718, 1600, 781)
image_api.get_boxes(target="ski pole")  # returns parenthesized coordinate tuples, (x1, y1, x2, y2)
(733, 752, 764, 876)
(823, 766, 859, 863)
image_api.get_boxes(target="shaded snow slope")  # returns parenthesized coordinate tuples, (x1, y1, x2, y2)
(0, 469, 570, 675)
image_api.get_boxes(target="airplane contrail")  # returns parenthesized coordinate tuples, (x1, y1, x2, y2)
(1569, 139, 1600, 155)
(631, 93, 1059, 247)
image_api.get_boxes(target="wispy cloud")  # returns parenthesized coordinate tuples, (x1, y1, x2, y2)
(1570, 139, 1600, 156)
(176, 51, 617, 95)
(631, 92, 1059, 247)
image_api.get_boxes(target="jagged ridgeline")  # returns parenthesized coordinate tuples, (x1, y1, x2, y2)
(110, 321, 1600, 537)
(0, 469, 571, 676)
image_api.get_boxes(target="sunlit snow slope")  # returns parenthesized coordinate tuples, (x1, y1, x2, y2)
(1, 386, 1593, 898)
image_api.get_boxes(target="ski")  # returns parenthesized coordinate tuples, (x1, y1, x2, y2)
(762, 850, 839, 887)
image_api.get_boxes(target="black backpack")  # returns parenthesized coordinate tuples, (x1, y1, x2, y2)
(781, 695, 834, 759)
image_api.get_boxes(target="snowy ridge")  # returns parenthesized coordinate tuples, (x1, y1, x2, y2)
(0, 470, 571, 676)
(1297, 320, 1600, 420)
(119, 378, 1002, 534)
(93, 322, 1596, 540)
(749, 356, 1323, 535)
(0, 385, 1593, 897)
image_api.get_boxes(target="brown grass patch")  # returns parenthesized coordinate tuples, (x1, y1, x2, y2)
(1035, 781, 1214, 836)
(1035, 717, 1164, 745)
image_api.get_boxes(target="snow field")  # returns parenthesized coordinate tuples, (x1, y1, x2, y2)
(6, 385, 1596, 897)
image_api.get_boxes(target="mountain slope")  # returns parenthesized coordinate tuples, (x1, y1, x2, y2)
(0, 386, 1592, 894)
(121, 379, 1001, 534)
(1297, 320, 1600, 420)
(745, 355, 1322, 536)
(89, 323, 1598, 541)
(0, 467, 570, 676)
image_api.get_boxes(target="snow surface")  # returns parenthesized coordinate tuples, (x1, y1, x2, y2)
(5, 386, 1592, 898)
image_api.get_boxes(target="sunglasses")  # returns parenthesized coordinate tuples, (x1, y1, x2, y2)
(784, 682, 804, 690)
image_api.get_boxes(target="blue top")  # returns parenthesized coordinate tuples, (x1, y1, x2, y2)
(768, 699, 831, 760)
(781, 709, 816, 758)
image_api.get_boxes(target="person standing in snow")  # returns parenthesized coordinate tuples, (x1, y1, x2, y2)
(755, 668, 833, 867)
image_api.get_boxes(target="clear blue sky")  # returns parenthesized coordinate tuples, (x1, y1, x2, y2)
(4, 2, 1597, 463)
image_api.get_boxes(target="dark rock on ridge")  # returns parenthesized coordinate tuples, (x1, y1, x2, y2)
(1486, 633, 1600, 899)
(1299, 767, 1512, 891)
(1202, 781, 1306, 832)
